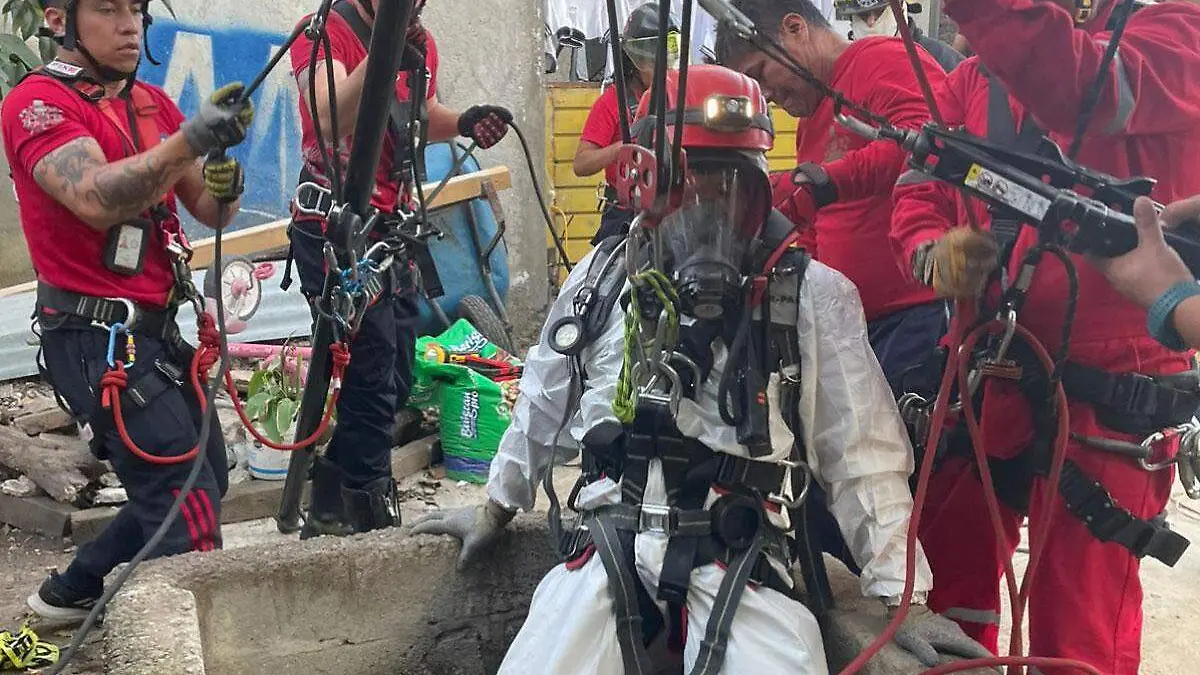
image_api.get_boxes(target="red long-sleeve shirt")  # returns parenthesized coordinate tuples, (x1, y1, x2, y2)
(892, 0, 1200, 352)
(797, 37, 942, 321)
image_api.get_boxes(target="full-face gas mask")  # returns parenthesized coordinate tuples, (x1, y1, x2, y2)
(659, 152, 772, 322)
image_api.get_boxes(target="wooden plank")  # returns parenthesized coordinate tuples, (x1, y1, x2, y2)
(550, 213, 601, 244)
(550, 84, 602, 109)
(552, 162, 606, 189)
(552, 135, 581, 162)
(552, 108, 592, 134)
(0, 280, 35, 299)
(768, 157, 798, 172)
(0, 493, 72, 538)
(554, 186, 605, 214)
(185, 166, 512, 269)
(768, 133, 797, 159)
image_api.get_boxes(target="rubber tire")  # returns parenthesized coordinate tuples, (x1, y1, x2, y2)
(204, 254, 261, 321)
(457, 294, 515, 353)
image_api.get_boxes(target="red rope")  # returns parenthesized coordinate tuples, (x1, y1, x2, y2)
(101, 315, 350, 463)
(221, 341, 349, 451)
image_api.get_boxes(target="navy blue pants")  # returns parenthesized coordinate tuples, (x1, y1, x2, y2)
(39, 320, 227, 594)
(806, 301, 949, 575)
(591, 205, 634, 245)
(290, 220, 418, 488)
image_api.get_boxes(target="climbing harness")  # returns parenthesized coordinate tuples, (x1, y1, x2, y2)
(0, 623, 59, 671)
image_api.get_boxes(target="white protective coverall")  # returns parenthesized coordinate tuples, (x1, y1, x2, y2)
(487, 246, 933, 674)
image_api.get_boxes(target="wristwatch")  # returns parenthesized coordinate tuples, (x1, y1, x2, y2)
(791, 162, 839, 209)
(1146, 280, 1200, 351)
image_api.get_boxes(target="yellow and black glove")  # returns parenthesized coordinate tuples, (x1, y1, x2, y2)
(912, 227, 999, 300)
(203, 152, 244, 203)
(182, 82, 256, 155)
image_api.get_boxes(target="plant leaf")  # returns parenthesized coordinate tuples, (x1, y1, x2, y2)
(244, 392, 272, 420)
(37, 35, 54, 64)
(275, 399, 296, 440)
(248, 370, 269, 399)
(263, 400, 281, 444)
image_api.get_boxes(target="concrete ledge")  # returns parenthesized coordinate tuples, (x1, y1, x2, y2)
(105, 517, 979, 674)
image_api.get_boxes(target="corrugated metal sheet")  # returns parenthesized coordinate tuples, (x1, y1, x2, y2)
(0, 262, 312, 382)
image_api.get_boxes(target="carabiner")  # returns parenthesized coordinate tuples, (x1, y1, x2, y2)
(1138, 422, 1196, 471)
(768, 458, 813, 511)
(105, 323, 128, 368)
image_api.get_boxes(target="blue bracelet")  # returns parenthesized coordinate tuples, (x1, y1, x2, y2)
(1146, 281, 1200, 351)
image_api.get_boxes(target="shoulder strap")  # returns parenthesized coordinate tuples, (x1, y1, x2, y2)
(332, 0, 372, 47)
(984, 66, 1045, 267)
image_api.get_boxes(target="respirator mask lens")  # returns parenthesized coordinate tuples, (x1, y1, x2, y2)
(659, 163, 769, 320)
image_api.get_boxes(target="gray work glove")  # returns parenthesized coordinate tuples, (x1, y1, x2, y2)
(410, 500, 516, 570)
(181, 82, 255, 156)
(890, 604, 995, 668)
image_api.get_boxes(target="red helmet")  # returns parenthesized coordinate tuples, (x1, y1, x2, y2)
(633, 64, 774, 159)
(628, 65, 778, 320)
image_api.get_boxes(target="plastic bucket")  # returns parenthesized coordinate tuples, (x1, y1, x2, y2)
(248, 443, 291, 481)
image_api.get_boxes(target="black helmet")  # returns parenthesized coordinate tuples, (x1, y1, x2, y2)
(37, 0, 162, 76)
(621, 2, 681, 69)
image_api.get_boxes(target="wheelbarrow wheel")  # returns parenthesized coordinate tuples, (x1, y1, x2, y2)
(458, 295, 515, 354)
(204, 254, 262, 323)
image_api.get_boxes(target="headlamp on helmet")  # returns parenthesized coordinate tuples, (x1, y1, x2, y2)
(1074, 0, 1095, 23)
(702, 95, 756, 132)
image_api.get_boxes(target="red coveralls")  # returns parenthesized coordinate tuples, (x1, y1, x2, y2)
(891, 2, 1200, 672)
(579, 85, 636, 243)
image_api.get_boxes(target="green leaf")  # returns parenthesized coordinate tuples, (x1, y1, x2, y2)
(275, 398, 296, 439)
(263, 400, 282, 444)
(244, 392, 272, 420)
(248, 370, 270, 399)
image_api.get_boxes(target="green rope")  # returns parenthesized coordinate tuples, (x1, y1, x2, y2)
(613, 269, 679, 424)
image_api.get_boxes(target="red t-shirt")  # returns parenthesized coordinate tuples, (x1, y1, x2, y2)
(579, 85, 624, 187)
(290, 11, 439, 214)
(1, 75, 185, 308)
(794, 37, 941, 322)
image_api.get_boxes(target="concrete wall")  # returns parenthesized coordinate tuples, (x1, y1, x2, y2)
(0, 0, 550, 324)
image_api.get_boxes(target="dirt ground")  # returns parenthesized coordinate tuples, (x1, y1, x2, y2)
(3, 474, 1200, 673)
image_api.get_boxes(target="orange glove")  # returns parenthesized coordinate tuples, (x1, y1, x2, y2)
(913, 227, 999, 299)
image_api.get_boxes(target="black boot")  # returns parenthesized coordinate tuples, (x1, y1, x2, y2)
(300, 457, 355, 540)
(341, 476, 402, 533)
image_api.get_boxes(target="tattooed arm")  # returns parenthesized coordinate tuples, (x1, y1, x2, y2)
(32, 133, 199, 231)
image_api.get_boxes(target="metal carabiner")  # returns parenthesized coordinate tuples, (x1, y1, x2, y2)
(1138, 422, 1196, 472)
(994, 307, 1019, 365)
(767, 458, 813, 511)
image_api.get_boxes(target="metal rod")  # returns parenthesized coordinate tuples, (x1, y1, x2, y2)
(605, 0, 632, 144)
(671, 0, 693, 188)
(342, 0, 414, 221)
(275, 314, 335, 533)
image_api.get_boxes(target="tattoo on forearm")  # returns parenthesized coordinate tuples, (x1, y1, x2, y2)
(33, 138, 190, 223)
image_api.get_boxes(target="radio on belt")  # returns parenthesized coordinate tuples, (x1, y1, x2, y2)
(104, 219, 151, 276)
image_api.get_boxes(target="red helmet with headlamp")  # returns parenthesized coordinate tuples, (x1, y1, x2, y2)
(628, 64, 776, 320)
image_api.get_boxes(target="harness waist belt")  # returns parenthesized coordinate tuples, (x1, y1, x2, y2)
(1061, 360, 1200, 430)
(36, 283, 177, 340)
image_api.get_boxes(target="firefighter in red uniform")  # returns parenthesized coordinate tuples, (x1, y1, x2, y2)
(574, 2, 678, 245)
(715, 0, 949, 574)
(287, 0, 512, 537)
(2, 0, 254, 621)
(891, 0, 1200, 672)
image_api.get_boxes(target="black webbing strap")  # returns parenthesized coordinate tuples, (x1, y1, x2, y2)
(589, 513, 656, 675)
(984, 66, 1046, 272)
(86, 356, 188, 458)
(1061, 361, 1200, 433)
(688, 528, 765, 675)
(1059, 459, 1189, 566)
(36, 283, 178, 340)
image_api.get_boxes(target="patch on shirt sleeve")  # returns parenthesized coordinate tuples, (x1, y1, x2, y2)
(18, 99, 64, 135)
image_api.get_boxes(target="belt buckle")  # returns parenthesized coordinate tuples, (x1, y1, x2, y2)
(767, 459, 810, 510)
(639, 504, 673, 534)
(96, 297, 138, 331)
(294, 181, 332, 217)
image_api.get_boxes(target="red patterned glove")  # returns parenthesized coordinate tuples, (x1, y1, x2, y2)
(770, 171, 818, 228)
(458, 105, 513, 149)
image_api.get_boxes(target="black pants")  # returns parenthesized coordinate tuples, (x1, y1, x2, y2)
(40, 322, 228, 592)
(290, 220, 419, 488)
(591, 204, 634, 245)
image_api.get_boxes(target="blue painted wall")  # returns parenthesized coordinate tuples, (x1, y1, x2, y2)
(138, 19, 304, 237)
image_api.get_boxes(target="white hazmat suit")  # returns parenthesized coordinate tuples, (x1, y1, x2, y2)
(487, 246, 933, 674)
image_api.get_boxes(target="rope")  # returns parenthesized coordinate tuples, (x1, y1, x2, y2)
(613, 269, 678, 424)
(221, 342, 350, 451)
